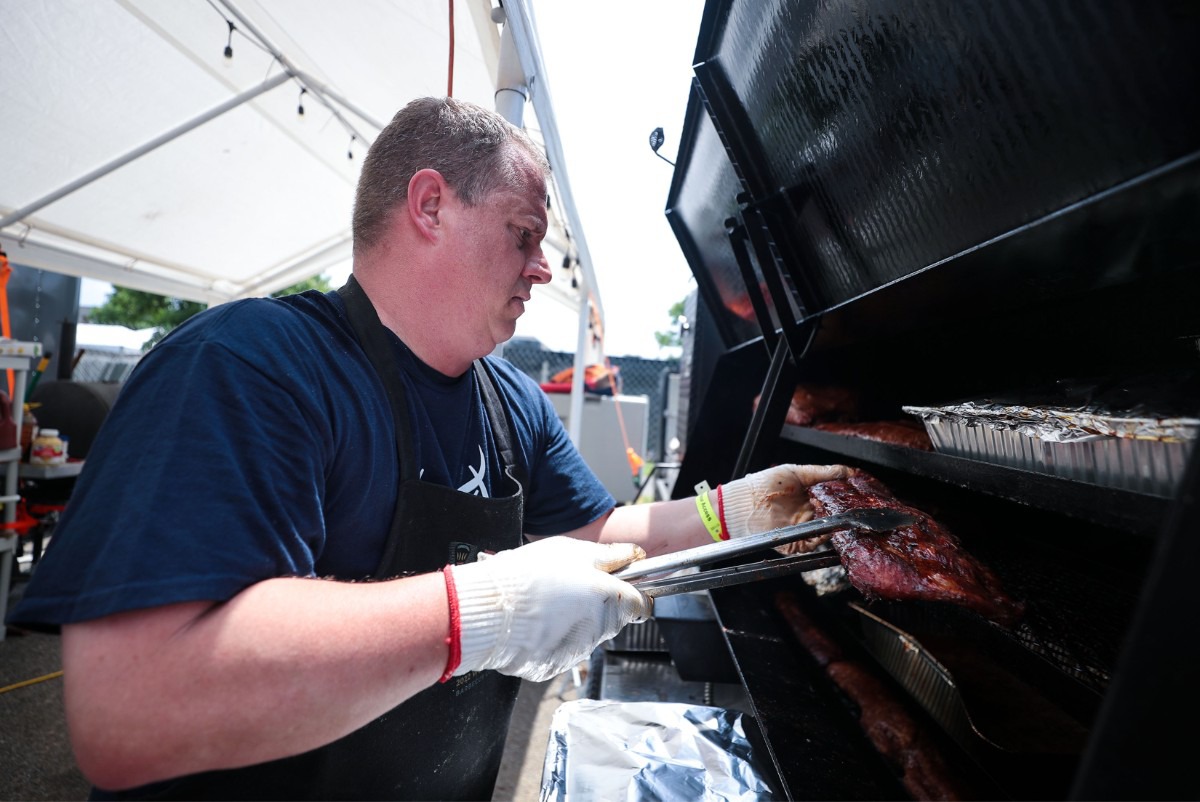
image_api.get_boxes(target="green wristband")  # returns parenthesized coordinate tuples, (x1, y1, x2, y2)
(694, 481, 723, 542)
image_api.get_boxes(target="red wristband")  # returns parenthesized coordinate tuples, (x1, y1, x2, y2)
(440, 566, 462, 683)
(716, 484, 730, 541)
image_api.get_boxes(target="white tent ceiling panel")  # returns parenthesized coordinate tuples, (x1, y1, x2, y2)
(225, 0, 500, 111)
(39, 104, 357, 284)
(2, 0, 513, 304)
(4, 1, 233, 203)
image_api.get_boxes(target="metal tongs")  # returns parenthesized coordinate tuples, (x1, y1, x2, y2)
(614, 508, 916, 598)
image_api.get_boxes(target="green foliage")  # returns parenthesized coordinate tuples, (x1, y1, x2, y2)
(654, 299, 686, 350)
(271, 274, 334, 297)
(88, 274, 335, 350)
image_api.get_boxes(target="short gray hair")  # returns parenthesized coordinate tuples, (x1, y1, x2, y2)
(352, 97, 549, 252)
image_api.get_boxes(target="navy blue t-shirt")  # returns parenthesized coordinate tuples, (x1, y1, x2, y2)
(9, 290, 613, 628)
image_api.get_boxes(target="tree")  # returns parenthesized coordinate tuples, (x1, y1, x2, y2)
(654, 299, 687, 351)
(88, 274, 334, 350)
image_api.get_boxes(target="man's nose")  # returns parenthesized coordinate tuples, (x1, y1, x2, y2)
(525, 249, 552, 284)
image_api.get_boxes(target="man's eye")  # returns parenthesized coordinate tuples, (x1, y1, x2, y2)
(515, 228, 531, 249)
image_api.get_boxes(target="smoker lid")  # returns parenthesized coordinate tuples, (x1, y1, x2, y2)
(665, 0, 1200, 348)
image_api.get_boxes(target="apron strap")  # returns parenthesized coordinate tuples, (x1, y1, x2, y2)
(337, 275, 420, 481)
(337, 276, 523, 489)
(472, 360, 520, 481)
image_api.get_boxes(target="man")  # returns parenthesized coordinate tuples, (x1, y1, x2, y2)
(9, 97, 847, 800)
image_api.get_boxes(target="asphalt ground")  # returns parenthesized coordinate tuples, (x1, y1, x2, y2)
(0, 624, 90, 801)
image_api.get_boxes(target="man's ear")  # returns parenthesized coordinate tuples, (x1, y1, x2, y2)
(407, 168, 446, 242)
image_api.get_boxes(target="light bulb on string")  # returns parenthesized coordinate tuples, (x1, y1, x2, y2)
(224, 20, 235, 60)
(297, 87, 307, 118)
(347, 135, 356, 160)
(649, 126, 675, 166)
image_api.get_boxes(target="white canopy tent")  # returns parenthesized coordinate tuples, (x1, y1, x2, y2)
(2, 0, 604, 441)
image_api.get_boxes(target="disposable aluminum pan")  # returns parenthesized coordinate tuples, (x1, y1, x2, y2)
(903, 400, 1198, 496)
(848, 603, 1090, 756)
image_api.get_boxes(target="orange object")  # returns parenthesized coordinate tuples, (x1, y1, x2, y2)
(0, 247, 12, 399)
(625, 446, 644, 477)
(546, 364, 619, 395)
(0, 499, 38, 535)
(446, 0, 455, 97)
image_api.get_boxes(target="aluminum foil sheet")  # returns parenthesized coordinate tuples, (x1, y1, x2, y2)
(903, 401, 1199, 444)
(539, 699, 775, 802)
(904, 398, 1198, 495)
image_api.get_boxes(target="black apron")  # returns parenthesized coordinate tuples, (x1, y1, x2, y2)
(109, 277, 525, 801)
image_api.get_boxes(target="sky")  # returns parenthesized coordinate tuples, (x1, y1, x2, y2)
(79, 0, 707, 359)
(509, 0, 706, 358)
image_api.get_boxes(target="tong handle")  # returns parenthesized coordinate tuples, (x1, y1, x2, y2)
(634, 550, 842, 598)
(614, 507, 914, 582)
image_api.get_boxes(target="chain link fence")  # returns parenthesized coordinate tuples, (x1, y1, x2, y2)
(69, 350, 142, 383)
(501, 340, 681, 463)
(57, 337, 684, 464)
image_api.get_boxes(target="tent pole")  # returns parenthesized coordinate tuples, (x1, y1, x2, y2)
(500, 0, 605, 328)
(494, 18, 527, 127)
(501, 1, 605, 448)
(0, 71, 291, 231)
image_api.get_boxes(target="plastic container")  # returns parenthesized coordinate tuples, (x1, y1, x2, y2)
(29, 428, 67, 466)
(20, 405, 38, 455)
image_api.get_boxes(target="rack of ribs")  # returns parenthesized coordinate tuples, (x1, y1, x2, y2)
(812, 420, 933, 450)
(755, 384, 862, 427)
(808, 471, 1025, 626)
(775, 592, 977, 801)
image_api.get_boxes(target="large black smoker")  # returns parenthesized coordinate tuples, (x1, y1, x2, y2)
(661, 0, 1200, 798)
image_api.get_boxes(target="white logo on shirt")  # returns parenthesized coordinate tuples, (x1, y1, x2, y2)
(457, 446, 489, 497)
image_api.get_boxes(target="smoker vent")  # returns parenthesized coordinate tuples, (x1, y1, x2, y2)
(605, 618, 667, 653)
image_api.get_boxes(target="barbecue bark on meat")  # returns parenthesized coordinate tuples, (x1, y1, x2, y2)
(813, 420, 934, 450)
(753, 384, 861, 427)
(784, 384, 861, 426)
(826, 661, 971, 802)
(809, 471, 1024, 626)
(775, 592, 975, 801)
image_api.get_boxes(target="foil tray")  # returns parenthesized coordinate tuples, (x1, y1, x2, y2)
(904, 401, 1197, 496)
(847, 602, 1091, 757)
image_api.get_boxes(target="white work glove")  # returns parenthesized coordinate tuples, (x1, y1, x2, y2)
(444, 537, 651, 683)
(713, 464, 853, 539)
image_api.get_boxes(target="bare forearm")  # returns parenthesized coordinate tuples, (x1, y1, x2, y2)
(580, 465, 851, 554)
(63, 572, 449, 790)
(592, 497, 712, 556)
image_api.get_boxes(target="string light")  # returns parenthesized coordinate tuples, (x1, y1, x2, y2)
(208, 0, 272, 62)
(649, 126, 675, 166)
(206, 0, 369, 165)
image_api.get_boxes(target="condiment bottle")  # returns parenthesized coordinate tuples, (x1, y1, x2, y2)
(30, 428, 65, 466)
(20, 404, 38, 459)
